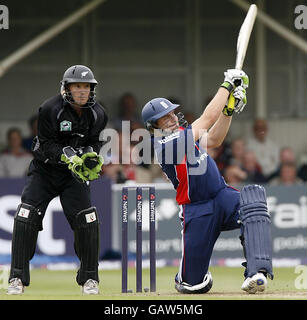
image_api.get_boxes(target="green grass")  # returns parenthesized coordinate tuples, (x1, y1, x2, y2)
(1, 267, 306, 300)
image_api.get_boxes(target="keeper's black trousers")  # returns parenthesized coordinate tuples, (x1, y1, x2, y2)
(22, 160, 91, 226)
(9, 159, 98, 286)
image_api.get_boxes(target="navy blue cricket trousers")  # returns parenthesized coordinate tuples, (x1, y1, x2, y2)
(179, 186, 241, 286)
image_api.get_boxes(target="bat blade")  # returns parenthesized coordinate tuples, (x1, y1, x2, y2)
(227, 4, 257, 112)
(235, 4, 258, 70)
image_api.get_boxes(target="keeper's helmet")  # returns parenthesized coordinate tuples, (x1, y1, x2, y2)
(142, 97, 187, 134)
(60, 65, 98, 107)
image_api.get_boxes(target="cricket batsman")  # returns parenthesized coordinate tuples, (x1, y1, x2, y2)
(142, 69, 273, 294)
(7, 65, 107, 295)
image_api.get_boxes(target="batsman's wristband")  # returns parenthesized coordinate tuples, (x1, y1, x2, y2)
(220, 81, 234, 93)
(223, 105, 234, 116)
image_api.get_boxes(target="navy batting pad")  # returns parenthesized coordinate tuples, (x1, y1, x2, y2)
(239, 185, 273, 279)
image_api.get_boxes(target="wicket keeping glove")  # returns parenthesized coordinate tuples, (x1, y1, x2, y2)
(61, 146, 89, 183)
(81, 150, 104, 181)
(223, 85, 247, 116)
(221, 69, 249, 93)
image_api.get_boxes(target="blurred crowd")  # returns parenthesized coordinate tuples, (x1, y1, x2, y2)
(209, 121, 307, 186)
(0, 115, 37, 178)
(1, 93, 307, 187)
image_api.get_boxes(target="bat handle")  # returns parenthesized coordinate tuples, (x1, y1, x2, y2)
(227, 78, 242, 111)
(228, 94, 236, 111)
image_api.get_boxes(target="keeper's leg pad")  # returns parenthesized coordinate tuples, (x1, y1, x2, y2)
(239, 185, 273, 279)
(73, 207, 100, 285)
(10, 203, 43, 286)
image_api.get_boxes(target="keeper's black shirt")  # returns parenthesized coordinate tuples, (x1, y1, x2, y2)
(32, 94, 108, 170)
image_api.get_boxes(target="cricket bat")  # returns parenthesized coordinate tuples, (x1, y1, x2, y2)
(228, 4, 258, 111)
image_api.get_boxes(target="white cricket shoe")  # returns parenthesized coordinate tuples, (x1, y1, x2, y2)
(7, 278, 24, 295)
(82, 279, 99, 295)
(241, 272, 267, 294)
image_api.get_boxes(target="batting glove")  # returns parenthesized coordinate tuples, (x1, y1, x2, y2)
(233, 85, 247, 114)
(221, 69, 249, 93)
(223, 85, 247, 116)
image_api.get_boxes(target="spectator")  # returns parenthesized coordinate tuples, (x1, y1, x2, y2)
(267, 147, 296, 182)
(279, 146, 296, 163)
(247, 119, 279, 178)
(270, 163, 303, 186)
(103, 161, 152, 184)
(242, 150, 266, 184)
(112, 92, 143, 132)
(103, 134, 152, 183)
(223, 164, 247, 185)
(103, 163, 127, 183)
(228, 138, 246, 167)
(123, 143, 152, 183)
(0, 128, 33, 177)
(150, 164, 169, 183)
(22, 114, 38, 152)
(207, 142, 231, 173)
(102, 152, 126, 183)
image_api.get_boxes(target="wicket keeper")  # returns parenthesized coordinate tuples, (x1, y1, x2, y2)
(8, 65, 108, 295)
(142, 69, 273, 294)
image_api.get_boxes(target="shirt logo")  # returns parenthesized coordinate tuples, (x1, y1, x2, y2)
(60, 120, 72, 132)
(158, 131, 180, 144)
(81, 71, 89, 78)
(196, 152, 208, 164)
(160, 101, 169, 109)
(18, 207, 30, 218)
(85, 212, 96, 223)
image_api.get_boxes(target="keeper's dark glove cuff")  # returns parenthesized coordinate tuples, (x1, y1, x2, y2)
(62, 146, 77, 160)
(220, 81, 234, 93)
(80, 146, 94, 155)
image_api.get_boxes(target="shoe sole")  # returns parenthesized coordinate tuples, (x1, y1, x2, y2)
(81, 287, 99, 295)
(242, 278, 266, 294)
(175, 283, 212, 294)
(7, 290, 24, 295)
(82, 291, 99, 295)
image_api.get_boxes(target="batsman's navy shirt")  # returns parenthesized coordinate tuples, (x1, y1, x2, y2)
(153, 125, 227, 207)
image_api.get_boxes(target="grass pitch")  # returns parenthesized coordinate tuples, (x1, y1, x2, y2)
(1, 266, 306, 300)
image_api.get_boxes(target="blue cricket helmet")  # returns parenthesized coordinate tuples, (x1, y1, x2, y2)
(142, 98, 180, 132)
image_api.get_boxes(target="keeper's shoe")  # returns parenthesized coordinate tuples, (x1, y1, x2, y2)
(7, 278, 24, 295)
(82, 279, 99, 295)
(241, 272, 267, 294)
